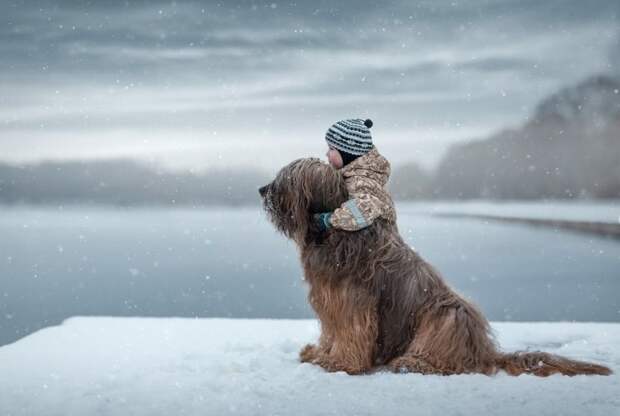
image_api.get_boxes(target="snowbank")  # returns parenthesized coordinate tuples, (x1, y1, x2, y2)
(0, 318, 618, 416)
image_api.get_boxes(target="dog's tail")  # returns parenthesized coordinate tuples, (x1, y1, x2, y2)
(495, 351, 612, 376)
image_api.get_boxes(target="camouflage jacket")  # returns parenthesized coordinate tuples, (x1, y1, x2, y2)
(329, 147, 397, 231)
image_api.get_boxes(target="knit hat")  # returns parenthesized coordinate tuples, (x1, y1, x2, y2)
(325, 118, 374, 165)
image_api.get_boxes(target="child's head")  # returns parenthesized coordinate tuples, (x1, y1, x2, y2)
(326, 146, 344, 169)
(325, 118, 374, 169)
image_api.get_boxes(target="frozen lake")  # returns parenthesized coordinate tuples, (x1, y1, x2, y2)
(1, 202, 620, 346)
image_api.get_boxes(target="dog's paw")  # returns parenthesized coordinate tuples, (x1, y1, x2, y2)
(387, 357, 412, 374)
(313, 355, 367, 375)
(387, 356, 442, 375)
(299, 344, 318, 363)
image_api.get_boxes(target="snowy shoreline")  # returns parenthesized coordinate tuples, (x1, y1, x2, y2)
(1, 318, 618, 416)
(433, 213, 620, 239)
(396, 200, 620, 223)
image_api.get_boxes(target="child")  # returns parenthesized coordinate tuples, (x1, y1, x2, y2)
(314, 118, 397, 232)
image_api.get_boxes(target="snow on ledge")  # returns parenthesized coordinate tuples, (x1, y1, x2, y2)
(0, 318, 618, 416)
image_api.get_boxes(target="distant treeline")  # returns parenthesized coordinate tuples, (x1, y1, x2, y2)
(390, 75, 620, 200)
(2, 76, 619, 206)
(0, 160, 270, 206)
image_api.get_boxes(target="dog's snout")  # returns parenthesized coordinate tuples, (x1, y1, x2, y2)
(258, 185, 269, 197)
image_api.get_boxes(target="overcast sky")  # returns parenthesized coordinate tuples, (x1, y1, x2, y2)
(1, 0, 619, 172)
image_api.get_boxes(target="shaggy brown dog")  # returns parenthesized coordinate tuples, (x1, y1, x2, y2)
(259, 158, 612, 376)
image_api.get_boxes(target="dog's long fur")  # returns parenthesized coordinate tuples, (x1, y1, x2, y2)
(259, 158, 612, 376)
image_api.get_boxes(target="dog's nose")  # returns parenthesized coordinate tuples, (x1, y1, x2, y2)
(258, 185, 268, 197)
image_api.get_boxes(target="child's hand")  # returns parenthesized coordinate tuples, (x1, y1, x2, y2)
(313, 212, 333, 232)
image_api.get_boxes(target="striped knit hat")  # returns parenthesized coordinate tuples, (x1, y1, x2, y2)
(325, 118, 374, 159)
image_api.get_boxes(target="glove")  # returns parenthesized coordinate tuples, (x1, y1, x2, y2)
(313, 212, 333, 232)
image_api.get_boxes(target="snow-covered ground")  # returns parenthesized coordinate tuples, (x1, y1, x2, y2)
(0, 318, 618, 416)
(396, 200, 620, 223)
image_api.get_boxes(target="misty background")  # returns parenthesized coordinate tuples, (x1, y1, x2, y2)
(1, 1, 620, 347)
(1, 0, 619, 202)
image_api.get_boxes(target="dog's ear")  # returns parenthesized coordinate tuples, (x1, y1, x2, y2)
(300, 161, 348, 213)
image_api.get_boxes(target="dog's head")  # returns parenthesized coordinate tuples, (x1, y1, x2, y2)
(258, 158, 347, 243)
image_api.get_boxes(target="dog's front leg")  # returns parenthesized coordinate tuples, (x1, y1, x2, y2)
(305, 280, 377, 375)
(312, 307, 378, 375)
(312, 331, 374, 375)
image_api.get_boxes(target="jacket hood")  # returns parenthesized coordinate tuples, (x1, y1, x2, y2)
(340, 147, 391, 186)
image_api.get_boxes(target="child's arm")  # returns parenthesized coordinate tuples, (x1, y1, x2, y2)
(317, 194, 387, 232)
